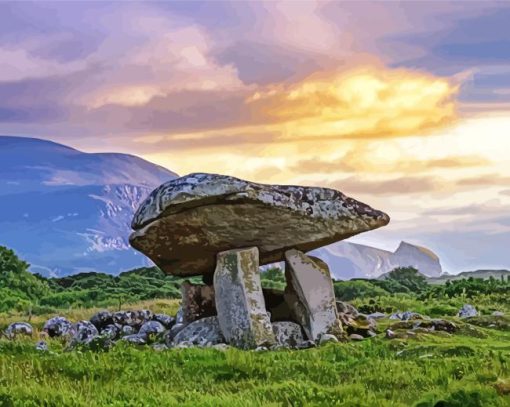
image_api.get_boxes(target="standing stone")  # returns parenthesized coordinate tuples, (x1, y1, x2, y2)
(284, 249, 342, 341)
(181, 281, 216, 323)
(214, 247, 275, 349)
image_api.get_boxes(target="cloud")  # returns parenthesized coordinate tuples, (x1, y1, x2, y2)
(327, 175, 442, 195)
(456, 174, 510, 187)
(290, 154, 488, 175)
(500, 189, 510, 196)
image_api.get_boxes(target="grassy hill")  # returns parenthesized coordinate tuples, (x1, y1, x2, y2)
(428, 270, 510, 285)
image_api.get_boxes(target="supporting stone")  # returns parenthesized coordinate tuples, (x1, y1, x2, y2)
(284, 249, 342, 342)
(181, 281, 216, 324)
(214, 247, 276, 349)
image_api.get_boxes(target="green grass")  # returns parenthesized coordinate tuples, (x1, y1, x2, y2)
(1, 303, 509, 406)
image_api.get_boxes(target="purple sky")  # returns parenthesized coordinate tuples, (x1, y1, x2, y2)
(1, 1, 510, 272)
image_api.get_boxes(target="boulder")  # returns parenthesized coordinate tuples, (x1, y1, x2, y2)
(153, 314, 175, 329)
(72, 320, 99, 344)
(181, 281, 216, 323)
(214, 247, 275, 349)
(5, 322, 33, 339)
(112, 310, 152, 327)
(43, 316, 74, 338)
(139, 321, 166, 336)
(171, 316, 224, 346)
(90, 310, 114, 330)
(130, 173, 389, 277)
(272, 321, 306, 348)
(458, 304, 478, 318)
(120, 325, 136, 336)
(389, 311, 424, 321)
(349, 334, 365, 341)
(100, 324, 120, 340)
(367, 312, 386, 320)
(284, 250, 342, 341)
(318, 333, 339, 345)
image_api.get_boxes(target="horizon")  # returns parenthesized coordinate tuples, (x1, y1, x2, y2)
(1, 1, 510, 273)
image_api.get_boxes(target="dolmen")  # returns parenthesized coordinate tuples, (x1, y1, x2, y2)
(130, 173, 389, 349)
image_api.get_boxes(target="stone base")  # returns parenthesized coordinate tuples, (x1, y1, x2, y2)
(284, 249, 342, 341)
(181, 281, 216, 324)
(214, 247, 276, 349)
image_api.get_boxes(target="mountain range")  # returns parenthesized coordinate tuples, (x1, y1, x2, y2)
(0, 136, 443, 278)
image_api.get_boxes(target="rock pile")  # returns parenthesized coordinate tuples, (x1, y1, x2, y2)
(129, 173, 389, 349)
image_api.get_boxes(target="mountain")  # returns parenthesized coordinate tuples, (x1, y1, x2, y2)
(0, 136, 177, 276)
(310, 241, 442, 280)
(427, 269, 510, 285)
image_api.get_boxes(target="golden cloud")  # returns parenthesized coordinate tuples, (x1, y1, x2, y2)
(246, 66, 459, 140)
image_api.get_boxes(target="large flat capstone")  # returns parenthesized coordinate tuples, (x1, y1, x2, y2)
(130, 173, 389, 276)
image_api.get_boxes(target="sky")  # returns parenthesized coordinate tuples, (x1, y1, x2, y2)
(1, 1, 510, 273)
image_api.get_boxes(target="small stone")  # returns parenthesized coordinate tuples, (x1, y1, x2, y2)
(121, 334, 147, 345)
(5, 322, 33, 339)
(318, 333, 339, 345)
(349, 334, 364, 341)
(90, 311, 113, 330)
(152, 343, 168, 352)
(35, 341, 48, 351)
(212, 343, 231, 351)
(153, 314, 175, 329)
(255, 346, 268, 352)
(458, 304, 478, 318)
(367, 312, 386, 320)
(492, 311, 504, 317)
(43, 316, 74, 338)
(175, 307, 185, 325)
(367, 330, 377, 337)
(295, 340, 316, 350)
(139, 321, 166, 336)
(386, 329, 396, 339)
(406, 331, 417, 338)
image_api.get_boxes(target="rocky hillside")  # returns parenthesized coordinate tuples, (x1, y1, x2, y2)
(0, 136, 177, 276)
(311, 241, 443, 280)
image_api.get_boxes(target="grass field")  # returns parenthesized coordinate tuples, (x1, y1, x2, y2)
(1, 300, 509, 406)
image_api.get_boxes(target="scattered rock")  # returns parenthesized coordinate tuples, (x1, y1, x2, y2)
(390, 319, 456, 334)
(386, 329, 396, 339)
(319, 333, 339, 345)
(285, 250, 341, 342)
(152, 343, 168, 352)
(458, 304, 478, 318)
(272, 321, 306, 348)
(211, 343, 230, 351)
(90, 311, 113, 330)
(492, 311, 504, 317)
(5, 322, 33, 339)
(139, 321, 166, 336)
(172, 316, 224, 347)
(153, 313, 175, 329)
(43, 316, 74, 338)
(389, 311, 423, 321)
(214, 247, 275, 349)
(35, 341, 48, 351)
(349, 334, 364, 341)
(336, 301, 359, 318)
(129, 173, 389, 277)
(121, 334, 147, 345)
(367, 312, 386, 320)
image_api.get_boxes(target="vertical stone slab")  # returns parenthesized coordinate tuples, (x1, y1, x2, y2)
(284, 249, 342, 341)
(214, 247, 276, 349)
(181, 281, 216, 324)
